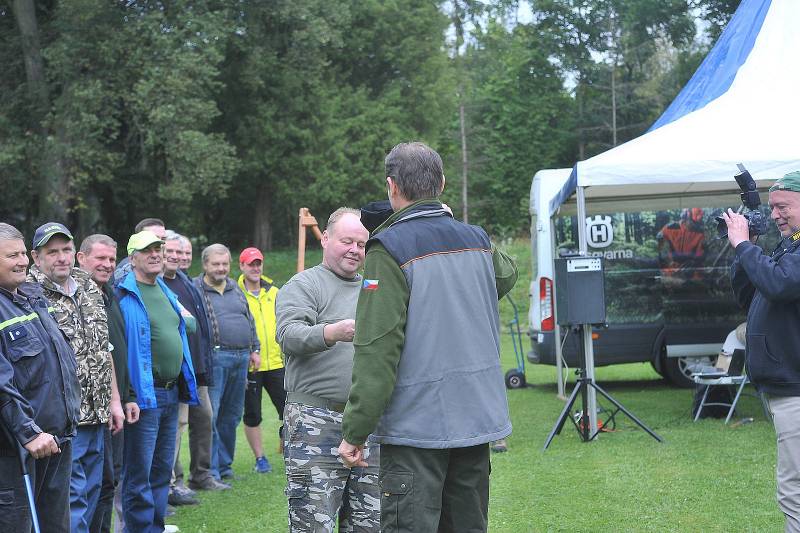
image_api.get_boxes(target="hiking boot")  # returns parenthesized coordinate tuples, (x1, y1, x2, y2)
(173, 484, 197, 498)
(188, 477, 232, 491)
(168, 489, 199, 506)
(490, 439, 508, 453)
(254, 456, 272, 474)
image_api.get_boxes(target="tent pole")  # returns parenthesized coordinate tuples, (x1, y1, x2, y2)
(551, 217, 566, 399)
(576, 185, 599, 439)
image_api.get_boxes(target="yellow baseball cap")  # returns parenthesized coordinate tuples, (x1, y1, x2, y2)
(127, 230, 164, 255)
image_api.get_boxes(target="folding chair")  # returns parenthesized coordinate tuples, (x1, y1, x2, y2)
(692, 349, 768, 424)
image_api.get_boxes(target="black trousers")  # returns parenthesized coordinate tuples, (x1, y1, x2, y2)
(379, 443, 490, 533)
(0, 439, 73, 533)
(243, 368, 286, 428)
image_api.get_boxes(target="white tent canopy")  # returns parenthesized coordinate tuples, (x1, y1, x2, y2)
(550, 0, 800, 217)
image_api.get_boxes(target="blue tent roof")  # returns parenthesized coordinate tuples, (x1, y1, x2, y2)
(649, 0, 771, 131)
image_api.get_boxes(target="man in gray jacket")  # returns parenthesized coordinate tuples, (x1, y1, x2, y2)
(276, 208, 379, 533)
(339, 142, 517, 533)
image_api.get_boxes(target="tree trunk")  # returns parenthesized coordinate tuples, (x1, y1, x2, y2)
(459, 100, 468, 223)
(452, 0, 468, 223)
(12, 0, 68, 222)
(253, 184, 273, 252)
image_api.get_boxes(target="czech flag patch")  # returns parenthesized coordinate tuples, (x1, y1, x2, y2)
(362, 279, 379, 291)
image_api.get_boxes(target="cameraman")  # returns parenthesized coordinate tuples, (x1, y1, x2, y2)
(724, 170, 800, 531)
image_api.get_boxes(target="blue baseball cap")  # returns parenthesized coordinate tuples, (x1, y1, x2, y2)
(32, 222, 74, 249)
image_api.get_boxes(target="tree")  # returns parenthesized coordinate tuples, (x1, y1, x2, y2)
(464, 19, 576, 235)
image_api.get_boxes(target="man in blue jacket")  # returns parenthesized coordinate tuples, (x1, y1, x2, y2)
(0, 222, 81, 532)
(116, 230, 198, 533)
(726, 169, 800, 532)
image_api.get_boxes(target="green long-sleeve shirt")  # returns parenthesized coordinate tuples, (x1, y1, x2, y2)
(341, 201, 518, 445)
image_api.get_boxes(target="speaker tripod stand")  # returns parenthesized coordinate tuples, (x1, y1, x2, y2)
(543, 325, 663, 450)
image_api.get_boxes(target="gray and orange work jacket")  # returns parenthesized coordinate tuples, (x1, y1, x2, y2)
(343, 200, 517, 448)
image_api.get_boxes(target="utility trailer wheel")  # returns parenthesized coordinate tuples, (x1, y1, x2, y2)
(505, 369, 527, 389)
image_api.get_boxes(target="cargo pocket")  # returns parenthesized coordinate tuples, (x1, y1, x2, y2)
(285, 470, 314, 531)
(379, 471, 413, 532)
(6, 335, 46, 391)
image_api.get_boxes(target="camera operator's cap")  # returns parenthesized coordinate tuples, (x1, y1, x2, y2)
(769, 170, 800, 193)
(32, 222, 73, 249)
(239, 247, 263, 265)
(127, 230, 164, 255)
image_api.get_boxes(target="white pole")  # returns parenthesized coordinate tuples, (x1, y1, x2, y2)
(576, 185, 599, 439)
(551, 217, 566, 399)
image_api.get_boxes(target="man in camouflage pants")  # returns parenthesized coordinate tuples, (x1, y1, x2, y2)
(276, 208, 379, 532)
(28, 222, 124, 533)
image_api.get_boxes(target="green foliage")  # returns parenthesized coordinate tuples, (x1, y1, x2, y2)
(464, 20, 576, 235)
(1, 1, 745, 243)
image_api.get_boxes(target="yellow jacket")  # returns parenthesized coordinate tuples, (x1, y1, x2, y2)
(237, 274, 283, 371)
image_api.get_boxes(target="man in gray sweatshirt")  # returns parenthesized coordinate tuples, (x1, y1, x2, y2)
(276, 208, 380, 533)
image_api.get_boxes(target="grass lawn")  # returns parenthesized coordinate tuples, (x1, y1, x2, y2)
(170, 239, 783, 532)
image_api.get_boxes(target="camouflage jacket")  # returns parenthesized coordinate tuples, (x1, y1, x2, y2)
(28, 265, 112, 425)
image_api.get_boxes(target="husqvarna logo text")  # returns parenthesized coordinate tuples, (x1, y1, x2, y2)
(586, 215, 613, 248)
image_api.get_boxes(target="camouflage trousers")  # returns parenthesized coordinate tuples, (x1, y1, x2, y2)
(284, 402, 380, 533)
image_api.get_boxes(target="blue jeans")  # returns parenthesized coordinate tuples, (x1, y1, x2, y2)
(70, 423, 105, 533)
(121, 387, 178, 533)
(208, 349, 249, 478)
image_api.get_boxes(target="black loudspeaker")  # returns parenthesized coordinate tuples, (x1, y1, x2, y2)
(554, 256, 606, 326)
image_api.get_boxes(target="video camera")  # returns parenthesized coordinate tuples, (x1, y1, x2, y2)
(715, 164, 769, 239)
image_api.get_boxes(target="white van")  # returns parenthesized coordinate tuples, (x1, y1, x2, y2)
(527, 169, 778, 387)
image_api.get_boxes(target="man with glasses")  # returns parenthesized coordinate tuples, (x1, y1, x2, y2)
(116, 231, 198, 532)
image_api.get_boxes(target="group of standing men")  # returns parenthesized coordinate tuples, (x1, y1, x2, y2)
(0, 140, 520, 533)
(0, 216, 286, 532)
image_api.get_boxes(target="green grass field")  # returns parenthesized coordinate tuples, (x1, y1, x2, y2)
(170, 240, 783, 532)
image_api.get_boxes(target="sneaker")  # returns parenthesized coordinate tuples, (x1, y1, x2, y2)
(164, 526, 180, 533)
(490, 439, 508, 453)
(188, 477, 231, 491)
(168, 489, 199, 506)
(254, 456, 272, 474)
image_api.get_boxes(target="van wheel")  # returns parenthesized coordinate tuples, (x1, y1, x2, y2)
(662, 354, 713, 388)
(505, 369, 527, 389)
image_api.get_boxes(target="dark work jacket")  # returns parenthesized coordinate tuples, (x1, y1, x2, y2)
(165, 270, 213, 386)
(102, 283, 136, 404)
(0, 283, 80, 453)
(731, 238, 800, 395)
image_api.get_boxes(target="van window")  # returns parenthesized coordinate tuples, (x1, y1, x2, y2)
(553, 207, 779, 325)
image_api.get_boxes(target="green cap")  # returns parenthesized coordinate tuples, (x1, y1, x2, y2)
(769, 170, 800, 193)
(127, 230, 164, 255)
